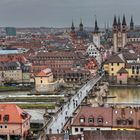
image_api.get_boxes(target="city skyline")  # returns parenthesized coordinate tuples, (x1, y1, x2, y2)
(0, 0, 139, 27)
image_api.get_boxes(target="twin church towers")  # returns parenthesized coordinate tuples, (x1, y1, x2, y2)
(113, 15, 134, 52)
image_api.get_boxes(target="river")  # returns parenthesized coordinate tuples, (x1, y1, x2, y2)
(107, 87, 140, 104)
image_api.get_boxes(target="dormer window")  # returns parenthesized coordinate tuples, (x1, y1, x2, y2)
(88, 118, 94, 123)
(80, 118, 85, 123)
(128, 118, 133, 125)
(116, 118, 121, 125)
(79, 115, 85, 123)
(21, 112, 28, 119)
(3, 115, 9, 122)
(88, 115, 94, 123)
(97, 116, 103, 125)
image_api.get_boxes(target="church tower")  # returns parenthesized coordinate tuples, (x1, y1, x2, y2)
(93, 18, 100, 49)
(71, 20, 75, 33)
(130, 16, 134, 30)
(122, 15, 127, 48)
(117, 16, 123, 50)
(113, 15, 127, 53)
(70, 20, 76, 39)
(79, 19, 83, 31)
(113, 15, 118, 53)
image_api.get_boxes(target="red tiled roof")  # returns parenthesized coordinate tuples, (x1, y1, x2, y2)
(0, 104, 31, 124)
(35, 68, 52, 77)
(72, 106, 112, 127)
(35, 71, 47, 77)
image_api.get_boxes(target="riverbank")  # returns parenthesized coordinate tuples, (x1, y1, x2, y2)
(0, 96, 65, 102)
(18, 103, 55, 109)
(0, 86, 32, 92)
(109, 84, 140, 88)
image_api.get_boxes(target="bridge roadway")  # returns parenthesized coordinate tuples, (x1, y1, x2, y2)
(45, 75, 102, 134)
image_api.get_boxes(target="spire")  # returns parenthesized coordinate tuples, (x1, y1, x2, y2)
(130, 16, 134, 30)
(122, 15, 126, 25)
(107, 22, 110, 30)
(113, 15, 117, 26)
(117, 16, 121, 31)
(94, 18, 99, 33)
(118, 16, 121, 26)
(79, 19, 83, 31)
(104, 22, 106, 31)
(71, 20, 75, 31)
(130, 16, 133, 24)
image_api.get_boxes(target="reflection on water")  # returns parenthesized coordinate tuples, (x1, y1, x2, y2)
(107, 87, 140, 104)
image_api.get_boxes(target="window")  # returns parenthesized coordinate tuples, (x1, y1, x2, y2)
(75, 128, 78, 132)
(5, 126, 7, 128)
(88, 118, 94, 123)
(79, 115, 85, 123)
(132, 66, 135, 69)
(80, 118, 85, 123)
(111, 63, 113, 66)
(97, 116, 103, 125)
(41, 80, 43, 83)
(128, 119, 133, 125)
(116, 118, 121, 125)
(80, 128, 84, 132)
(111, 68, 114, 71)
(117, 63, 119, 66)
(120, 73, 122, 76)
(132, 70, 135, 74)
(3, 115, 9, 122)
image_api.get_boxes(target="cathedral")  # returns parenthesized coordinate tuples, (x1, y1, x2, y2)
(70, 19, 101, 47)
(112, 15, 140, 53)
(70, 19, 89, 44)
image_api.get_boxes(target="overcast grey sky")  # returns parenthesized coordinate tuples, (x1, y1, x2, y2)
(0, 0, 139, 27)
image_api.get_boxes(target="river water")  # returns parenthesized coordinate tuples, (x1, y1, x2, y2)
(107, 87, 140, 104)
